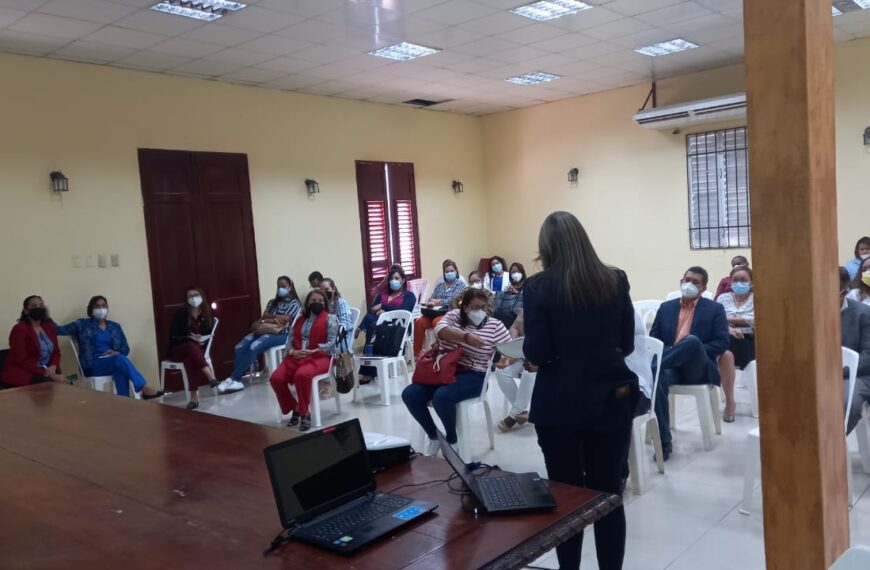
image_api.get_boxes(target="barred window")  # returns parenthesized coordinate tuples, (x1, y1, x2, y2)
(687, 127, 751, 249)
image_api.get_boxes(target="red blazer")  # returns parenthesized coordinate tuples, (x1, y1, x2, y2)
(2, 321, 61, 387)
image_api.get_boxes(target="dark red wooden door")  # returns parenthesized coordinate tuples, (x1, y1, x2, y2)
(138, 149, 261, 381)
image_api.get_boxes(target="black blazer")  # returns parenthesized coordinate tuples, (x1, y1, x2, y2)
(650, 297, 729, 385)
(523, 268, 637, 428)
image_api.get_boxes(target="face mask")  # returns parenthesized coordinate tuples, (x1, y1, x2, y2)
(862, 271, 870, 287)
(389, 279, 402, 291)
(92, 307, 108, 320)
(188, 295, 203, 308)
(470, 282, 483, 289)
(28, 307, 48, 322)
(732, 282, 751, 296)
(309, 301, 324, 315)
(680, 282, 700, 299)
(444, 271, 457, 282)
(861, 253, 870, 261)
(510, 272, 523, 283)
(467, 309, 486, 326)
(491, 263, 503, 274)
(277, 287, 289, 298)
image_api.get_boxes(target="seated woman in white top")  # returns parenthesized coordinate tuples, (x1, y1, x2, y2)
(716, 266, 756, 423)
(847, 256, 870, 307)
(483, 255, 510, 292)
(623, 309, 654, 417)
(494, 309, 536, 432)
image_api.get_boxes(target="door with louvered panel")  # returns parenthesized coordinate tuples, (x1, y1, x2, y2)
(355, 161, 421, 302)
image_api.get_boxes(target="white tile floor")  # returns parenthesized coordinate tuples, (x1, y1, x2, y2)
(160, 375, 870, 570)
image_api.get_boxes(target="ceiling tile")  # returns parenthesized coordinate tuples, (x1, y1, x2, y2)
(0, 6, 25, 28)
(291, 44, 357, 63)
(495, 22, 566, 44)
(453, 35, 519, 56)
(171, 58, 245, 77)
(660, 14, 742, 42)
(584, 17, 653, 40)
(115, 50, 191, 70)
(50, 40, 136, 63)
(0, 0, 49, 9)
(458, 11, 531, 36)
(529, 32, 598, 52)
(316, 2, 402, 29)
(219, 6, 303, 33)
(330, 30, 402, 52)
(236, 33, 311, 56)
(449, 56, 503, 73)
(9, 12, 101, 40)
(488, 43, 550, 63)
(694, 0, 742, 12)
(254, 55, 320, 74)
(635, 2, 716, 27)
(38, 0, 136, 25)
(517, 51, 576, 69)
(203, 48, 276, 66)
(83, 25, 168, 49)
(414, 25, 483, 48)
(255, 0, 346, 18)
(180, 23, 262, 47)
(300, 62, 364, 80)
(0, 28, 69, 55)
(263, 73, 328, 90)
(610, 29, 678, 49)
(545, 6, 623, 32)
(114, 9, 205, 35)
(605, 0, 683, 16)
(220, 66, 286, 83)
(415, 1, 497, 25)
(273, 18, 347, 42)
(150, 37, 225, 58)
(560, 39, 624, 59)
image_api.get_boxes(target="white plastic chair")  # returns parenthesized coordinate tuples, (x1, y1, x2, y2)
(309, 318, 358, 428)
(633, 300, 662, 332)
(665, 290, 714, 301)
(352, 310, 413, 406)
(739, 360, 759, 418)
(69, 338, 141, 399)
(627, 337, 665, 495)
(159, 318, 218, 404)
(831, 545, 870, 569)
(407, 279, 429, 319)
(668, 383, 722, 451)
(856, 402, 870, 474)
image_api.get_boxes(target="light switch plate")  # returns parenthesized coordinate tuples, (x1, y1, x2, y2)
(98, 254, 107, 268)
(110, 254, 119, 267)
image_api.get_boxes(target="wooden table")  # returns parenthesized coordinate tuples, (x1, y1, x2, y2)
(0, 384, 619, 569)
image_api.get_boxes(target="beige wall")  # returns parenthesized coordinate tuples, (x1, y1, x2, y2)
(0, 53, 487, 380)
(481, 38, 870, 300)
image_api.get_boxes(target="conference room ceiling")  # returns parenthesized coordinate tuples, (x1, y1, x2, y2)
(1, 0, 868, 115)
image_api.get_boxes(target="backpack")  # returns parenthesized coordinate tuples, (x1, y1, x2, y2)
(372, 318, 406, 357)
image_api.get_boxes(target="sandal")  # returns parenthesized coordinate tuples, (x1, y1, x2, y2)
(516, 411, 529, 425)
(723, 414, 736, 423)
(287, 412, 300, 427)
(359, 374, 374, 385)
(497, 416, 517, 433)
(299, 415, 312, 432)
(186, 401, 199, 410)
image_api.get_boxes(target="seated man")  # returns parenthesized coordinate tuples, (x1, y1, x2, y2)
(841, 267, 870, 434)
(651, 266, 729, 460)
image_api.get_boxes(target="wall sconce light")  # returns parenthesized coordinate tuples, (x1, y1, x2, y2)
(568, 168, 579, 183)
(863, 128, 870, 146)
(451, 180, 464, 193)
(304, 178, 320, 195)
(50, 170, 69, 192)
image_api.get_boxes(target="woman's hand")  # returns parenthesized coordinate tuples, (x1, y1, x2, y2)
(44, 365, 57, 376)
(188, 333, 202, 342)
(463, 332, 484, 348)
(523, 361, 539, 373)
(729, 326, 744, 339)
(49, 373, 66, 383)
(495, 356, 516, 369)
(428, 299, 442, 307)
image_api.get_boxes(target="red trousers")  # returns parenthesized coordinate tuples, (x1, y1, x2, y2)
(168, 342, 210, 393)
(269, 354, 330, 416)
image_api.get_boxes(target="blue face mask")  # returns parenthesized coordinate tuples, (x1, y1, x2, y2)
(390, 279, 402, 291)
(491, 263, 503, 274)
(732, 282, 751, 296)
(444, 271, 457, 282)
(277, 287, 289, 298)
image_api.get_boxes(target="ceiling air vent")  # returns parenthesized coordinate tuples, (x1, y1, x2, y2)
(402, 98, 452, 107)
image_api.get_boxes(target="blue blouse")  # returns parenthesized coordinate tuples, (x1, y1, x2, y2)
(37, 330, 53, 367)
(56, 318, 130, 376)
(491, 275, 503, 292)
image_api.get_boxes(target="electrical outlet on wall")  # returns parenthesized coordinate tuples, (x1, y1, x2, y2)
(98, 254, 107, 268)
(111, 254, 119, 267)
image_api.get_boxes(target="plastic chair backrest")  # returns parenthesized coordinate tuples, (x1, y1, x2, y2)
(643, 336, 664, 417)
(831, 545, 870, 570)
(376, 309, 412, 339)
(350, 307, 362, 329)
(844, 346, 860, 432)
(478, 353, 499, 400)
(204, 318, 219, 365)
(406, 279, 429, 304)
(633, 300, 662, 328)
(68, 338, 86, 379)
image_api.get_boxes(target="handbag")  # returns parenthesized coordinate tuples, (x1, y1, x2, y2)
(333, 325, 354, 394)
(420, 306, 448, 319)
(372, 318, 406, 357)
(412, 345, 464, 386)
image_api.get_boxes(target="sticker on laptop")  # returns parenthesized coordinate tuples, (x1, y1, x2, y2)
(393, 506, 426, 521)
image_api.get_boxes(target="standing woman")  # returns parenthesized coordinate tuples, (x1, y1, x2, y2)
(167, 286, 220, 410)
(523, 211, 636, 570)
(57, 296, 163, 398)
(483, 255, 510, 293)
(716, 266, 756, 422)
(2, 295, 65, 388)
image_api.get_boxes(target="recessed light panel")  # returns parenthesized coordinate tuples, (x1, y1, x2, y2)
(634, 38, 699, 57)
(151, 1, 246, 22)
(505, 71, 560, 85)
(511, 0, 593, 21)
(369, 42, 441, 61)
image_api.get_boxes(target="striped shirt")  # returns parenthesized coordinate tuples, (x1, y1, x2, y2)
(330, 297, 355, 351)
(434, 309, 512, 373)
(429, 279, 465, 307)
(265, 298, 301, 334)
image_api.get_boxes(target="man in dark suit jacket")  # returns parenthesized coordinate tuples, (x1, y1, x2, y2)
(650, 266, 729, 459)
(840, 267, 870, 433)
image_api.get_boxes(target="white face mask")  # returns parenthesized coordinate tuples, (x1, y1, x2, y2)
(510, 272, 523, 283)
(467, 309, 486, 326)
(862, 253, 870, 261)
(680, 282, 700, 299)
(188, 295, 203, 308)
(470, 283, 483, 289)
(92, 307, 108, 320)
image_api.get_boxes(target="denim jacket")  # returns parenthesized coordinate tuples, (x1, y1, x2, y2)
(56, 318, 130, 376)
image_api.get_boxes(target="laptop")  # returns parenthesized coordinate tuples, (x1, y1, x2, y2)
(437, 432, 556, 514)
(263, 419, 437, 554)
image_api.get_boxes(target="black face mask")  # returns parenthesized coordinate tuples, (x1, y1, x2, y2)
(309, 302, 325, 315)
(324, 290, 334, 301)
(28, 307, 48, 322)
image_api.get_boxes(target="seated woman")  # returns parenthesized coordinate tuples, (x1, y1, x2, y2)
(845, 236, 870, 280)
(716, 266, 755, 422)
(483, 255, 510, 293)
(402, 287, 512, 455)
(269, 289, 338, 432)
(357, 266, 416, 383)
(219, 276, 300, 393)
(494, 309, 537, 432)
(167, 286, 220, 410)
(57, 296, 163, 399)
(847, 256, 870, 306)
(468, 271, 483, 289)
(320, 277, 355, 345)
(492, 262, 526, 327)
(413, 259, 465, 356)
(714, 255, 749, 299)
(1, 295, 65, 389)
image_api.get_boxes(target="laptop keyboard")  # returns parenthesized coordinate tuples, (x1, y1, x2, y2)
(304, 493, 412, 542)
(478, 474, 527, 509)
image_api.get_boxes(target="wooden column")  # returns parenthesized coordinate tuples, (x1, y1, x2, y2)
(744, 0, 849, 567)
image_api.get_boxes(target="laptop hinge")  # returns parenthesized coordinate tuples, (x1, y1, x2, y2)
(297, 491, 376, 529)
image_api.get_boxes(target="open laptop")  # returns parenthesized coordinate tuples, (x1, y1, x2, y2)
(263, 419, 437, 554)
(438, 432, 555, 514)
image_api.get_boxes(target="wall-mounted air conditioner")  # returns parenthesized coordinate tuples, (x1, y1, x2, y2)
(633, 92, 746, 130)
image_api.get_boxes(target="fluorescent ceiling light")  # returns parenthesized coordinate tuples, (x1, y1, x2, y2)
(853, 0, 870, 9)
(505, 71, 560, 85)
(833, 6, 843, 15)
(634, 38, 699, 57)
(151, 1, 246, 22)
(369, 42, 441, 61)
(511, 0, 592, 21)
(833, 0, 870, 13)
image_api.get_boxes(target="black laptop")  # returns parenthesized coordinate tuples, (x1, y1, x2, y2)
(438, 432, 556, 514)
(263, 419, 437, 554)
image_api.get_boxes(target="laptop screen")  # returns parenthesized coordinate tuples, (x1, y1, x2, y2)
(264, 419, 374, 526)
(438, 432, 477, 491)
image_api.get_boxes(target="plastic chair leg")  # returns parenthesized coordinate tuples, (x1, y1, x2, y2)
(334, 381, 342, 415)
(739, 432, 760, 515)
(379, 362, 391, 406)
(628, 422, 646, 495)
(483, 401, 495, 451)
(710, 386, 722, 435)
(458, 407, 470, 463)
(669, 394, 676, 430)
(695, 390, 715, 451)
(648, 416, 665, 474)
(857, 410, 870, 474)
(311, 378, 322, 428)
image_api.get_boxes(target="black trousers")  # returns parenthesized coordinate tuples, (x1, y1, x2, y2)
(536, 394, 634, 570)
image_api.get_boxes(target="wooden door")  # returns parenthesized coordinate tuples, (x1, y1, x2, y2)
(138, 149, 261, 381)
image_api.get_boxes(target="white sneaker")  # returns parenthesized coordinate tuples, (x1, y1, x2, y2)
(424, 438, 440, 457)
(217, 379, 245, 393)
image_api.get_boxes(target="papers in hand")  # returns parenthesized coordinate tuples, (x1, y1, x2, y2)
(198, 334, 211, 343)
(496, 337, 525, 360)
